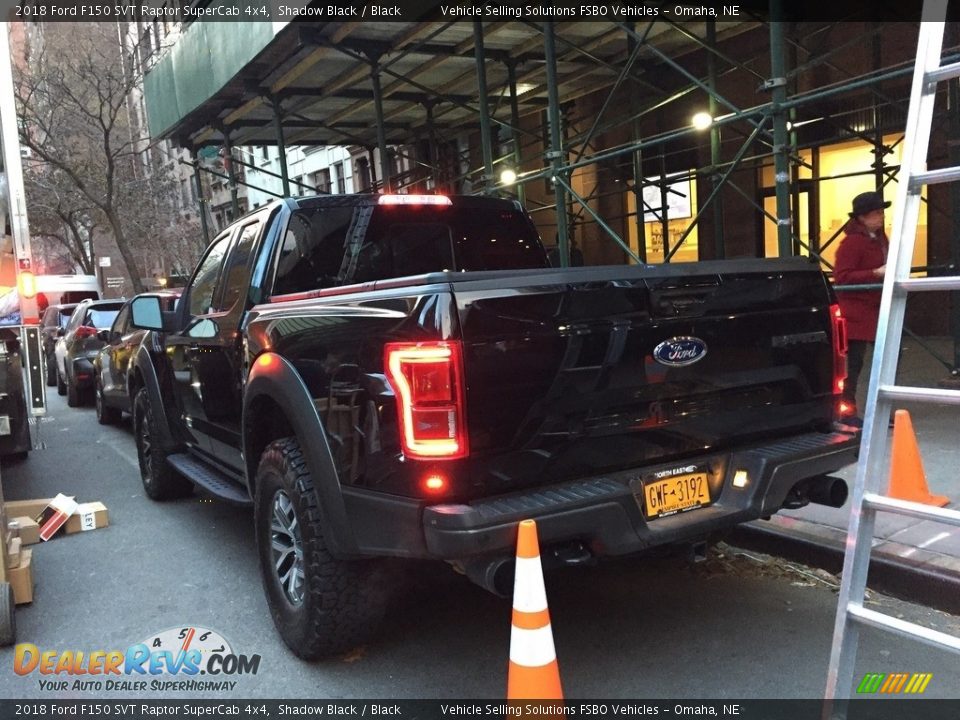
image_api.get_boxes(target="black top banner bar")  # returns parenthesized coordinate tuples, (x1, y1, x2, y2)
(0, 0, 949, 23)
(5, 700, 960, 719)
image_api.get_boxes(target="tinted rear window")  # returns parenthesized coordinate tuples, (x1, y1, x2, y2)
(86, 308, 121, 329)
(273, 204, 547, 296)
(41, 306, 77, 328)
(358, 206, 547, 281)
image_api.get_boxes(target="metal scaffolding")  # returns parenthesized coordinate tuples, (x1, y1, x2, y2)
(144, 12, 960, 375)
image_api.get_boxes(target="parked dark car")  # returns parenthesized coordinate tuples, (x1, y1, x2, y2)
(0, 329, 32, 461)
(94, 292, 179, 424)
(40, 303, 79, 387)
(54, 298, 124, 407)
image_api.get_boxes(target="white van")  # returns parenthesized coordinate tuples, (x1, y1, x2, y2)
(35, 274, 101, 311)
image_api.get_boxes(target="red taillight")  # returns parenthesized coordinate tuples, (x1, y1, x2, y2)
(75, 326, 97, 339)
(830, 303, 848, 396)
(385, 341, 468, 460)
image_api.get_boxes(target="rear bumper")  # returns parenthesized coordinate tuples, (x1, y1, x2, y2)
(420, 429, 859, 560)
(71, 357, 96, 388)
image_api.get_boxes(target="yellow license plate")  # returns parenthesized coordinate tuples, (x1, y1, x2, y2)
(642, 472, 710, 519)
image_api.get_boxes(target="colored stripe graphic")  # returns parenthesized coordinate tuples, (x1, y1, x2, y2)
(911, 673, 933, 694)
(856, 673, 885, 693)
(857, 672, 932, 694)
(885, 673, 908, 693)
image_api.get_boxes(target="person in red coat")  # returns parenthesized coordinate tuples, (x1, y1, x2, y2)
(834, 191, 890, 422)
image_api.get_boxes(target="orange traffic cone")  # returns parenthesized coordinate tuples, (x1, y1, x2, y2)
(887, 409, 949, 507)
(507, 519, 564, 701)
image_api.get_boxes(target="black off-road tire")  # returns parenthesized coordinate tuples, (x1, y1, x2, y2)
(255, 437, 388, 660)
(56, 371, 66, 396)
(96, 383, 122, 425)
(0, 583, 15, 646)
(66, 373, 80, 408)
(134, 388, 191, 500)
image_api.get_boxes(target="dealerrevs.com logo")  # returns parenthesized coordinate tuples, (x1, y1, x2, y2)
(14, 626, 261, 692)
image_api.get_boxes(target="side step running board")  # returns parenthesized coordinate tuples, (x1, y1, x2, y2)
(166, 453, 252, 506)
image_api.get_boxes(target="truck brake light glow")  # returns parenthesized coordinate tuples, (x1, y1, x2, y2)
(378, 194, 452, 206)
(830, 303, 848, 396)
(384, 341, 468, 460)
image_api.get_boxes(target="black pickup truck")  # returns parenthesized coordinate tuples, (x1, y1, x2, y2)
(127, 193, 858, 658)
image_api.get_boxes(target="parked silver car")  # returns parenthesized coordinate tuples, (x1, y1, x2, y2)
(54, 298, 124, 407)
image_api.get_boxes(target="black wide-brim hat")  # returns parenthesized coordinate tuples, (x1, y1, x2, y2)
(849, 191, 891, 218)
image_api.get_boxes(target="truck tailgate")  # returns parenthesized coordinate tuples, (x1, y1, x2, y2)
(450, 259, 838, 493)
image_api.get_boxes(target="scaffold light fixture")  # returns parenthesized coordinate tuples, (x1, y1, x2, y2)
(691, 112, 713, 130)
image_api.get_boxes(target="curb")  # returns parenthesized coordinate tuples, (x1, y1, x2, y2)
(730, 522, 960, 616)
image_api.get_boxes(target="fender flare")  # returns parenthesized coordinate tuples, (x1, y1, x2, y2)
(243, 353, 359, 557)
(131, 345, 177, 450)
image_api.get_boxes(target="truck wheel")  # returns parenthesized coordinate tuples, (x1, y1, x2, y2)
(0, 583, 15, 646)
(57, 371, 66, 396)
(255, 437, 387, 659)
(96, 384, 121, 425)
(134, 388, 191, 500)
(66, 375, 80, 407)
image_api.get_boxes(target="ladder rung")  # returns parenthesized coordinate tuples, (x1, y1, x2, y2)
(847, 605, 960, 654)
(863, 492, 960, 526)
(879, 384, 960, 404)
(909, 165, 960, 190)
(897, 276, 960, 292)
(927, 60, 960, 84)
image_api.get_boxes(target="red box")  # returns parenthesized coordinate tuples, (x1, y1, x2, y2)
(37, 494, 78, 542)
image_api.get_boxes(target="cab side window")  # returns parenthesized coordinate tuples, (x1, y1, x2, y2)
(218, 220, 260, 312)
(111, 306, 131, 336)
(187, 231, 232, 316)
(273, 207, 355, 296)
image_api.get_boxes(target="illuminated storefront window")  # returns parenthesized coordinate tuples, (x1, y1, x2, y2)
(761, 135, 927, 273)
(626, 171, 699, 264)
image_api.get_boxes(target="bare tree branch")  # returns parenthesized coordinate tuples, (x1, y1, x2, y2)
(16, 23, 199, 293)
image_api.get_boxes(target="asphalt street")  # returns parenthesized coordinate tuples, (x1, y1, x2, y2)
(0, 391, 958, 700)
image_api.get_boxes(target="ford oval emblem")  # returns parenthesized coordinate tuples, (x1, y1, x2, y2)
(653, 336, 708, 367)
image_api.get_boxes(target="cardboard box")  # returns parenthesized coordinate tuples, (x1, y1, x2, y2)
(10, 517, 39, 546)
(5, 498, 107, 541)
(5, 498, 54, 520)
(65, 502, 108, 534)
(38, 494, 78, 542)
(9, 548, 32, 604)
(5, 536, 20, 569)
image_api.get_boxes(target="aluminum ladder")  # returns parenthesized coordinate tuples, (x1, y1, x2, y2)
(823, 0, 960, 706)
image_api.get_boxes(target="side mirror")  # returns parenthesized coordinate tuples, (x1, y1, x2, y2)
(96, 329, 111, 343)
(131, 296, 164, 330)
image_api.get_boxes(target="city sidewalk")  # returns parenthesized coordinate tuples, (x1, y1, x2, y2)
(732, 336, 960, 614)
